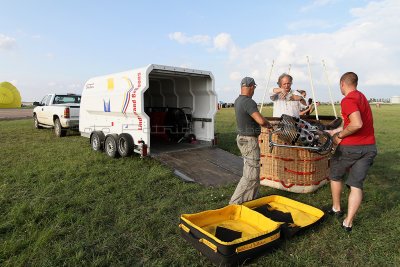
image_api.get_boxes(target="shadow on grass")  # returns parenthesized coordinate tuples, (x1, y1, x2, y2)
(36, 127, 81, 137)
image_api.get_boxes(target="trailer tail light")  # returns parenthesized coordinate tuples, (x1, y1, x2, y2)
(139, 141, 147, 157)
(213, 133, 218, 146)
(189, 134, 196, 142)
(142, 144, 147, 157)
(64, 108, 70, 118)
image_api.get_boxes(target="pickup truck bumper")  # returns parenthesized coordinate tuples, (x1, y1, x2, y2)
(61, 118, 79, 129)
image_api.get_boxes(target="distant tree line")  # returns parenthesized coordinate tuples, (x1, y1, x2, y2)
(368, 98, 390, 103)
(220, 99, 391, 108)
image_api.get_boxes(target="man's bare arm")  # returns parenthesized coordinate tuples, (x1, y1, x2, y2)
(272, 88, 288, 99)
(299, 105, 312, 116)
(272, 88, 284, 94)
(289, 94, 303, 101)
(330, 111, 362, 145)
(250, 111, 272, 128)
(337, 111, 363, 138)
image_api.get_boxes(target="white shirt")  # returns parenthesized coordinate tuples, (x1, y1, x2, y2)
(269, 88, 302, 118)
(300, 100, 308, 111)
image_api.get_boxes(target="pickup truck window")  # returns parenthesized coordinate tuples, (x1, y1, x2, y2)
(53, 95, 81, 104)
(40, 95, 49, 106)
(45, 96, 52, 106)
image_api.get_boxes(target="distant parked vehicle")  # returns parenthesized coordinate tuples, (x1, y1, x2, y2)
(33, 93, 80, 137)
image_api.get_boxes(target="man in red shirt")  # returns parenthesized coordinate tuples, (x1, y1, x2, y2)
(327, 72, 377, 232)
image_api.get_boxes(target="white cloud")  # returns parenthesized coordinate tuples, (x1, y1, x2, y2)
(287, 19, 336, 31)
(32, 35, 41, 39)
(179, 62, 194, 68)
(251, 70, 264, 82)
(217, 0, 400, 102)
(229, 71, 241, 81)
(213, 33, 235, 51)
(170, 32, 238, 53)
(0, 34, 17, 50)
(168, 32, 210, 45)
(68, 83, 82, 89)
(216, 86, 235, 93)
(301, 0, 339, 12)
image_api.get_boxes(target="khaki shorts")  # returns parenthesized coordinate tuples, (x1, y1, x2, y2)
(329, 144, 377, 189)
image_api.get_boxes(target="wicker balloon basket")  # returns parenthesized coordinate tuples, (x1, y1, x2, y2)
(259, 115, 340, 193)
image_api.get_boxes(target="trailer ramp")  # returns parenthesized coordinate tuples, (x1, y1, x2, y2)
(152, 147, 243, 186)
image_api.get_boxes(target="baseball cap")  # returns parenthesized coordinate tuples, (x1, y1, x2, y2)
(241, 77, 257, 87)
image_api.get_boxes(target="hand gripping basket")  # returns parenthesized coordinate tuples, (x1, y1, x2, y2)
(259, 115, 341, 193)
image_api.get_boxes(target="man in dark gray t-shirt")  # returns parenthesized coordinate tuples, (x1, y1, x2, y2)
(235, 95, 261, 136)
(229, 77, 272, 205)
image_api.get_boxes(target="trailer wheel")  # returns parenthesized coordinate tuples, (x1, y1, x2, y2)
(54, 118, 66, 137)
(91, 131, 105, 152)
(33, 114, 42, 129)
(104, 134, 119, 158)
(118, 133, 134, 157)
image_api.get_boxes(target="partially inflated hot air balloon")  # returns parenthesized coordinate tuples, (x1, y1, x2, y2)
(0, 82, 22, 108)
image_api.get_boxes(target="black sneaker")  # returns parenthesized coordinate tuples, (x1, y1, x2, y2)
(342, 220, 352, 232)
(327, 207, 344, 217)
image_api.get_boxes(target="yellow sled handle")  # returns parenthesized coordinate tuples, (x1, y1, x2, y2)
(179, 224, 217, 253)
(199, 238, 218, 253)
(236, 232, 280, 253)
(179, 224, 190, 233)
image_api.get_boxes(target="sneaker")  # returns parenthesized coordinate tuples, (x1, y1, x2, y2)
(327, 207, 344, 217)
(342, 220, 352, 232)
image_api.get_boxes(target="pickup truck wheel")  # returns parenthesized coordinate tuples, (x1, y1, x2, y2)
(91, 131, 105, 152)
(105, 134, 119, 158)
(33, 114, 42, 129)
(118, 133, 134, 157)
(54, 118, 66, 137)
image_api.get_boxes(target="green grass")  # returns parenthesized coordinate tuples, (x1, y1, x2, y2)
(1, 104, 400, 266)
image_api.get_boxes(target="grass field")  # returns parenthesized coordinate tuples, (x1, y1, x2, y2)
(1, 105, 399, 266)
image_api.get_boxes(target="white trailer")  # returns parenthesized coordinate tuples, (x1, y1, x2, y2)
(80, 64, 217, 157)
(79, 64, 244, 186)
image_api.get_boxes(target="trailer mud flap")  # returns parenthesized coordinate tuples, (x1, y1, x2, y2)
(152, 147, 243, 186)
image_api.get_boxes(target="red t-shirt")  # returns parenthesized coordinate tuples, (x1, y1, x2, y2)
(340, 90, 375, 145)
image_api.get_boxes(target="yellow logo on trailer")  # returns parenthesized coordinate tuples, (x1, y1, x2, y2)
(107, 78, 114, 90)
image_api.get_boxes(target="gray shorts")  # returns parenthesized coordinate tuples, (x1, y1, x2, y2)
(329, 144, 377, 189)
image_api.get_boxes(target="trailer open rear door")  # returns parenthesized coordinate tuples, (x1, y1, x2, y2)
(152, 147, 243, 187)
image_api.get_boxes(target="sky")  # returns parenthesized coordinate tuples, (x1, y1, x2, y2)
(1, 0, 399, 103)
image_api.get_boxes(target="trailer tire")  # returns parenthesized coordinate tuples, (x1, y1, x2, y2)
(117, 133, 134, 157)
(91, 131, 105, 152)
(104, 134, 119, 158)
(54, 118, 66, 137)
(33, 114, 42, 129)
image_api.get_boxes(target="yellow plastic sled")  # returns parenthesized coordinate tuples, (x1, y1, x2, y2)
(179, 195, 324, 266)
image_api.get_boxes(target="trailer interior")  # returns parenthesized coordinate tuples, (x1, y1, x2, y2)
(144, 69, 217, 154)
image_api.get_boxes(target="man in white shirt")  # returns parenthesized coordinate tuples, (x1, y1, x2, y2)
(269, 73, 305, 118)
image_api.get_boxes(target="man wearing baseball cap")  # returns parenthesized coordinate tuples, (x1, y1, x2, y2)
(229, 77, 272, 204)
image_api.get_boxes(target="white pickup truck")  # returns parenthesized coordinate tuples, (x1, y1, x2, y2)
(33, 93, 81, 137)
